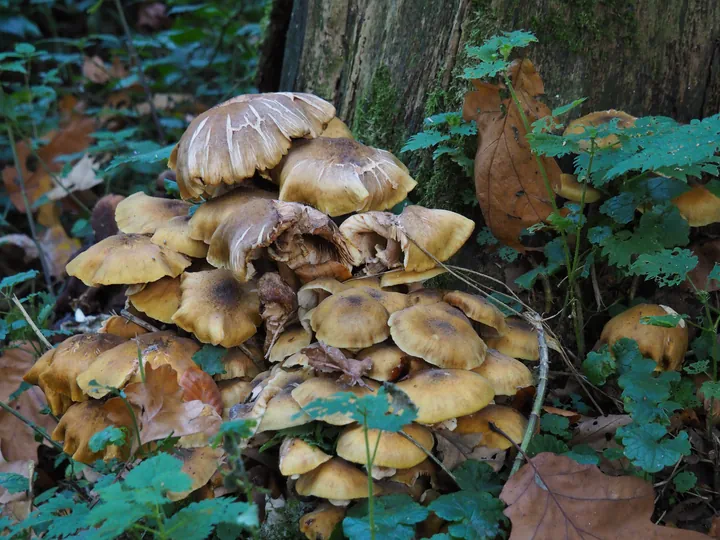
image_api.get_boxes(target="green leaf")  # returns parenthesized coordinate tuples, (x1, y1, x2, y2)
(71, 218, 94, 239)
(429, 491, 507, 540)
(630, 247, 698, 287)
(684, 359, 710, 375)
(0, 472, 28, 494)
(485, 293, 522, 317)
(541, 414, 571, 438)
(673, 471, 697, 493)
(104, 143, 174, 171)
(453, 461, 503, 495)
(344, 495, 428, 540)
(212, 419, 257, 446)
(0, 270, 39, 290)
(192, 345, 228, 376)
(582, 347, 616, 385)
(600, 192, 637, 224)
(89, 426, 127, 452)
(700, 380, 720, 399)
(617, 424, 691, 473)
(401, 130, 450, 153)
(640, 313, 685, 328)
(671, 378, 701, 409)
(462, 60, 508, 80)
(476, 228, 498, 246)
(527, 434, 569, 456)
(587, 225, 612, 245)
(708, 264, 720, 287)
(15, 43, 35, 55)
(551, 98, 587, 117)
(9, 381, 32, 402)
(563, 444, 600, 465)
(164, 499, 258, 540)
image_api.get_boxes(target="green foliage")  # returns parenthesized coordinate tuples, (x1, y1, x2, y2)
(453, 460, 504, 495)
(630, 248, 698, 288)
(429, 492, 507, 540)
(0, 270, 39, 290)
(673, 471, 697, 494)
(640, 313, 686, 328)
(259, 422, 340, 453)
(616, 425, 690, 474)
(540, 414, 571, 439)
(344, 495, 429, 540)
(192, 344, 228, 377)
(88, 426, 127, 453)
(0, 472, 29, 494)
(582, 346, 616, 385)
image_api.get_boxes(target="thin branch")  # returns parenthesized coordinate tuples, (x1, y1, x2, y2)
(399, 429, 458, 485)
(0, 400, 61, 451)
(12, 294, 53, 350)
(120, 308, 160, 332)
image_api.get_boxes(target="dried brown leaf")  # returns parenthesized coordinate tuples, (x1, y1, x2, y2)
(82, 55, 110, 84)
(259, 272, 298, 353)
(501, 453, 710, 539)
(40, 225, 81, 278)
(302, 342, 371, 386)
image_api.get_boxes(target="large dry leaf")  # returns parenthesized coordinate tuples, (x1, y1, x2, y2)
(464, 59, 561, 250)
(259, 272, 298, 353)
(44, 154, 104, 201)
(40, 225, 81, 278)
(501, 453, 711, 539)
(302, 342, 371, 386)
(0, 450, 34, 523)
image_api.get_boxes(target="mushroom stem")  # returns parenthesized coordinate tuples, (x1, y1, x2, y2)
(12, 294, 52, 350)
(510, 314, 549, 477)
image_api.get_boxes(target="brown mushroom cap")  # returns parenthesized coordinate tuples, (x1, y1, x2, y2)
(23, 333, 126, 414)
(295, 458, 380, 501)
(99, 315, 149, 338)
(279, 437, 332, 476)
(472, 349, 534, 396)
(171, 269, 261, 348)
(564, 109, 636, 149)
(600, 304, 688, 371)
(672, 185, 720, 227)
(167, 447, 224, 502)
(257, 384, 312, 432)
(169, 92, 335, 200)
(218, 379, 253, 419)
(380, 268, 447, 287)
(311, 289, 390, 349)
(273, 137, 416, 216)
(321, 117, 354, 139)
(553, 173, 602, 203)
(151, 215, 209, 258)
(216, 348, 261, 381)
(395, 369, 494, 424)
(455, 405, 528, 450)
(128, 276, 182, 324)
(355, 344, 408, 382)
(269, 326, 313, 363)
(356, 286, 410, 314)
(298, 277, 348, 311)
(483, 318, 539, 361)
(299, 504, 346, 540)
(407, 288, 446, 306)
(291, 377, 378, 425)
(388, 303, 486, 370)
(66, 234, 191, 286)
(336, 423, 433, 469)
(443, 290, 508, 335)
(115, 192, 191, 234)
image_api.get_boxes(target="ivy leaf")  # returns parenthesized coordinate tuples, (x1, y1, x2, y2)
(617, 424, 691, 473)
(582, 347, 616, 385)
(344, 494, 428, 540)
(192, 345, 227, 376)
(640, 313, 685, 328)
(673, 471, 697, 493)
(429, 491, 507, 540)
(0, 270, 39, 290)
(0, 472, 29, 494)
(630, 248, 698, 287)
(89, 426, 127, 452)
(164, 499, 258, 540)
(401, 130, 450, 153)
(453, 461, 503, 495)
(540, 414, 571, 439)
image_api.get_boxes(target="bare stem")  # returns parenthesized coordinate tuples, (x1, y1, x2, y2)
(399, 429, 458, 485)
(12, 294, 53, 350)
(0, 400, 61, 451)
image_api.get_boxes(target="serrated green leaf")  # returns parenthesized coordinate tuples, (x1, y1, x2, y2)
(0, 472, 28, 494)
(551, 98, 587, 117)
(164, 499, 258, 540)
(192, 345, 227, 376)
(453, 461, 503, 495)
(104, 143, 174, 171)
(212, 419, 257, 446)
(344, 495, 428, 540)
(640, 314, 685, 328)
(587, 226, 612, 245)
(700, 380, 720, 399)
(684, 359, 710, 375)
(600, 192, 637, 224)
(401, 130, 450, 153)
(671, 378, 700, 409)
(630, 247, 698, 287)
(617, 424, 690, 473)
(462, 60, 508, 80)
(0, 270, 39, 290)
(89, 426, 127, 452)
(582, 347, 616, 385)
(563, 444, 600, 465)
(476, 228, 498, 246)
(673, 471, 697, 493)
(540, 414, 571, 438)
(708, 264, 720, 287)
(429, 491, 507, 540)
(527, 434, 569, 456)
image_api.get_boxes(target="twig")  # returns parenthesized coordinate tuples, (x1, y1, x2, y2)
(399, 429, 458, 486)
(0, 400, 61, 451)
(590, 263, 604, 309)
(113, 0, 165, 143)
(12, 294, 53, 350)
(120, 308, 160, 332)
(510, 313, 549, 476)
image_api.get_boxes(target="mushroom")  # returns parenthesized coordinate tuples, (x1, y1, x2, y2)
(563, 109, 636, 150)
(299, 503, 346, 540)
(671, 185, 720, 226)
(269, 326, 313, 364)
(216, 348, 261, 381)
(455, 405, 528, 450)
(115, 192, 191, 234)
(218, 379, 253, 419)
(127, 276, 182, 324)
(295, 458, 381, 504)
(395, 369, 494, 424)
(311, 289, 390, 349)
(443, 290, 508, 335)
(298, 277, 348, 312)
(23, 333, 127, 415)
(483, 318, 539, 361)
(407, 288, 446, 306)
(354, 286, 410, 314)
(388, 303, 487, 370)
(291, 377, 378, 425)
(355, 344, 409, 382)
(599, 304, 688, 371)
(169, 92, 335, 199)
(99, 315, 148, 338)
(321, 117, 354, 139)
(171, 269, 261, 348)
(389, 460, 438, 500)
(471, 348, 534, 396)
(151, 216, 209, 258)
(256, 381, 313, 433)
(279, 438, 332, 477)
(336, 423, 433, 470)
(272, 137, 416, 216)
(66, 234, 190, 286)
(167, 447, 224, 502)
(380, 268, 447, 288)
(553, 173, 602, 203)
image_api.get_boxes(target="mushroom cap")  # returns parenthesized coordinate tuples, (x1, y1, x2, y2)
(455, 405, 528, 450)
(471, 348, 534, 396)
(151, 216, 209, 258)
(321, 117, 354, 139)
(273, 137, 416, 216)
(279, 437, 332, 476)
(443, 290, 508, 334)
(216, 348, 261, 381)
(99, 315, 149, 338)
(291, 377, 378, 425)
(395, 369, 495, 424)
(355, 344, 408, 382)
(672, 185, 720, 227)
(388, 303, 486, 370)
(115, 192, 191, 234)
(187, 186, 278, 243)
(356, 286, 409, 314)
(298, 277, 348, 311)
(380, 268, 447, 287)
(169, 92, 335, 199)
(295, 458, 379, 501)
(407, 288, 446, 306)
(167, 447, 224, 502)
(66, 234, 191, 286)
(171, 269, 261, 348)
(564, 109, 636, 149)
(600, 304, 688, 371)
(311, 289, 390, 349)
(23, 333, 126, 414)
(299, 504, 346, 540)
(483, 318, 539, 361)
(269, 326, 313, 363)
(257, 385, 312, 432)
(76, 331, 200, 398)
(336, 423, 433, 469)
(553, 173, 602, 203)
(128, 276, 181, 324)
(218, 379, 253, 419)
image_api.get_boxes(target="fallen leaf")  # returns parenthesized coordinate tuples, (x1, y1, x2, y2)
(258, 272, 297, 353)
(463, 59, 561, 250)
(570, 414, 633, 451)
(167, 446, 224, 501)
(40, 225, 81, 278)
(137, 2, 171, 30)
(82, 55, 110, 84)
(179, 366, 223, 415)
(44, 154, 104, 201)
(542, 406, 581, 423)
(302, 342, 371, 386)
(434, 430, 506, 472)
(0, 234, 39, 263)
(501, 453, 710, 539)
(0, 450, 34, 523)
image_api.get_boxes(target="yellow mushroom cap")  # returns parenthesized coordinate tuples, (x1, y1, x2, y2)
(472, 348, 534, 396)
(407, 288, 446, 306)
(395, 369, 494, 424)
(355, 286, 410, 314)
(215, 348, 261, 381)
(295, 458, 380, 501)
(273, 137, 417, 216)
(66, 234, 190, 286)
(355, 344, 408, 382)
(279, 437, 332, 476)
(23, 333, 126, 414)
(553, 173, 602, 203)
(128, 276, 181, 324)
(455, 405, 528, 450)
(298, 277, 348, 311)
(257, 384, 312, 433)
(443, 290, 508, 335)
(115, 191, 191, 234)
(269, 326, 313, 364)
(172, 269, 261, 348)
(167, 447, 224, 502)
(151, 216, 209, 258)
(672, 185, 720, 227)
(600, 304, 688, 371)
(218, 379, 253, 419)
(169, 92, 335, 200)
(380, 268, 447, 287)
(291, 377, 378, 426)
(483, 318, 539, 361)
(99, 315, 149, 338)
(187, 186, 278, 243)
(321, 117, 354, 139)
(388, 303, 486, 370)
(564, 109, 636, 149)
(311, 289, 390, 349)
(336, 423, 433, 469)
(299, 504, 346, 540)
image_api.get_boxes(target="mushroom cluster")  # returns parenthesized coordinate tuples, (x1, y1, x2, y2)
(23, 92, 537, 536)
